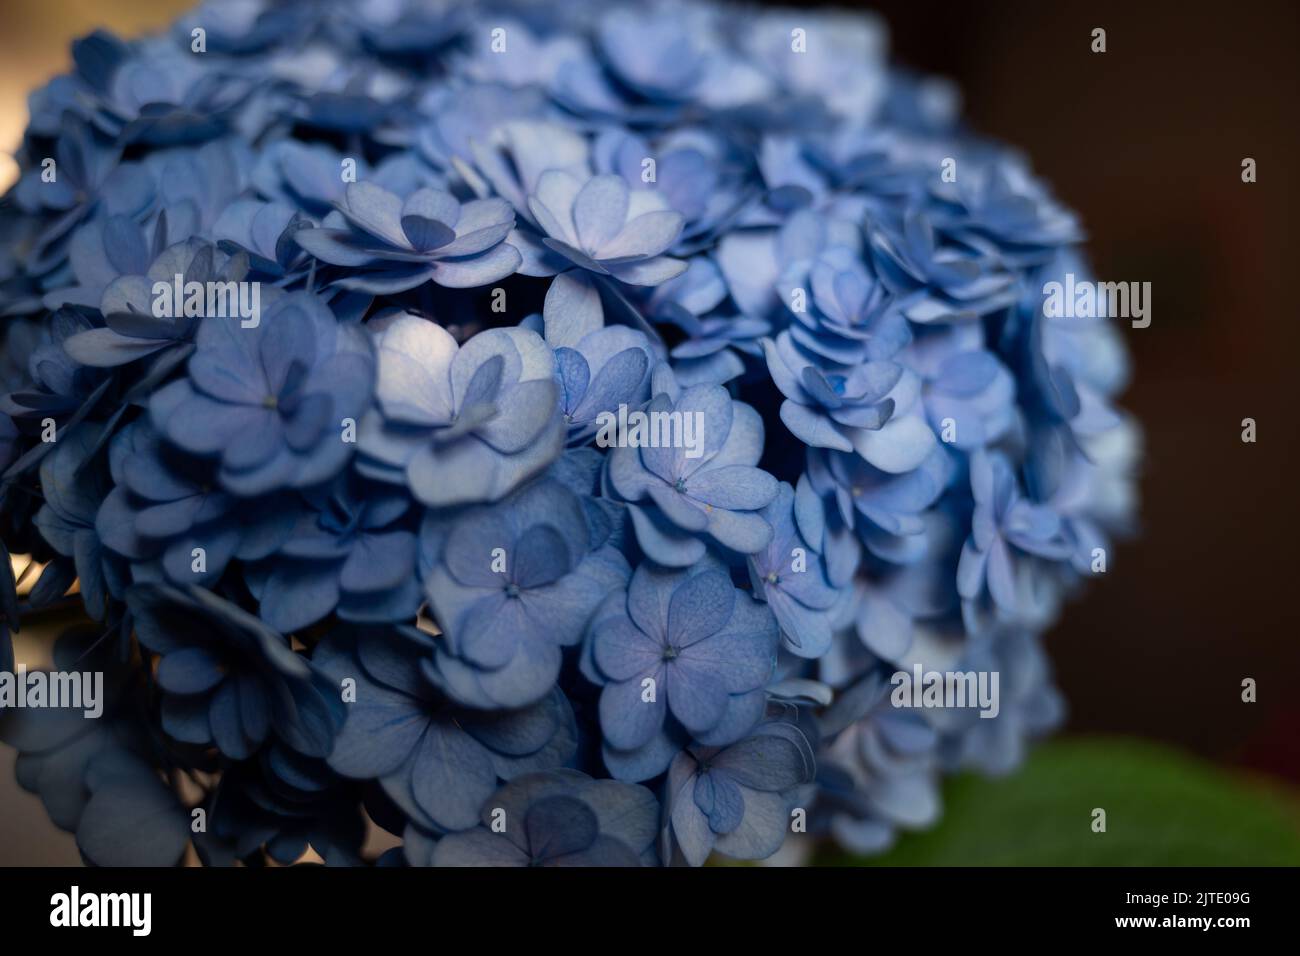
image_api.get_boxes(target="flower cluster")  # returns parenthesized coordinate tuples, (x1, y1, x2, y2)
(0, 0, 1138, 867)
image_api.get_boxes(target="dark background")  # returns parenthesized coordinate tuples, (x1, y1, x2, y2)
(858, 0, 1300, 782)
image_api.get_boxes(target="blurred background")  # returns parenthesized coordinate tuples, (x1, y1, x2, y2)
(1, 0, 1297, 864)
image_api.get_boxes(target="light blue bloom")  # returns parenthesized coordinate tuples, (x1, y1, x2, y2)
(608, 375, 779, 566)
(957, 451, 1075, 626)
(513, 171, 687, 287)
(357, 314, 564, 507)
(589, 560, 778, 781)
(296, 182, 521, 293)
(594, 128, 756, 254)
(149, 291, 374, 496)
(663, 719, 815, 866)
(782, 245, 912, 366)
(422, 478, 630, 708)
(764, 331, 938, 475)
(555, 327, 656, 441)
(748, 482, 841, 658)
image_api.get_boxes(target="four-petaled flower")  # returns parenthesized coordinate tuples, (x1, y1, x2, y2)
(663, 720, 815, 866)
(608, 380, 779, 567)
(514, 172, 688, 287)
(422, 479, 630, 708)
(429, 769, 659, 867)
(590, 561, 778, 781)
(358, 315, 564, 507)
(149, 291, 374, 496)
(296, 182, 521, 293)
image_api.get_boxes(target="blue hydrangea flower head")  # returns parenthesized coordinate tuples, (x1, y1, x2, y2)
(0, 0, 1140, 868)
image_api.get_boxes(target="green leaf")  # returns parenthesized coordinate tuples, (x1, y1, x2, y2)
(819, 737, 1300, 866)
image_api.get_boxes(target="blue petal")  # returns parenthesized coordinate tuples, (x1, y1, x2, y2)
(543, 270, 604, 348)
(156, 646, 225, 694)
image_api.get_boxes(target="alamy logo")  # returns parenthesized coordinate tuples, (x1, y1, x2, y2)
(0, 666, 103, 719)
(1042, 272, 1151, 328)
(594, 404, 706, 459)
(152, 273, 262, 328)
(890, 664, 1000, 719)
(50, 886, 151, 936)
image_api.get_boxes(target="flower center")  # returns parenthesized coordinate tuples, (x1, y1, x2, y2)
(661, 645, 679, 662)
(505, 583, 521, 599)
